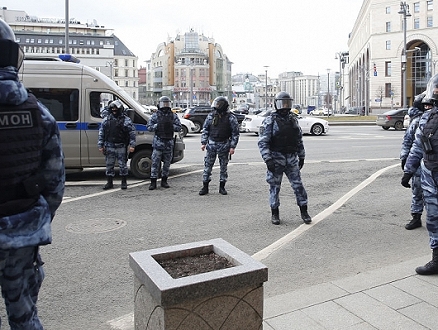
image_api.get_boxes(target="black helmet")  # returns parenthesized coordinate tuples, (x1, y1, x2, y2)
(158, 96, 171, 110)
(412, 92, 426, 112)
(211, 96, 229, 112)
(274, 91, 293, 111)
(425, 74, 438, 105)
(109, 99, 123, 116)
(0, 18, 24, 69)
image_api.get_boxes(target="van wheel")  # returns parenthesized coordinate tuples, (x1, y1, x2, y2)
(130, 150, 153, 179)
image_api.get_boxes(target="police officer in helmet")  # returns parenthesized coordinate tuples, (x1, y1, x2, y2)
(147, 96, 181, 190)
(199, 96, 240, 195)
(402, 73, 438, 275)
(98, 99, 136, 189)
(258, 91, 311, 225)
(0, 18, 65, 328)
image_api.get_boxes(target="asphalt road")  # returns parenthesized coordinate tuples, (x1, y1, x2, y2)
(1, 125, 430, 330)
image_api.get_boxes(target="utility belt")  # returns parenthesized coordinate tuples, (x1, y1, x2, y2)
(209, 138, 230, 143)
(0, 173, 46, 217)
(105, 142, 126, 148)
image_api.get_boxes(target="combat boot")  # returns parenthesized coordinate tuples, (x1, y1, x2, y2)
(299, 205, 312, 224)
(219, 181, 227, 195)
(103, 176, 113, 190)
(121, 176, 127, 190)
(271, 208, 280, 225)
(405, 213, 422, 230)
(416, 248, 438, 275)
(199, 182, 209, 195)
(149, 178, 157, 190)
(161, 176, 170, 188)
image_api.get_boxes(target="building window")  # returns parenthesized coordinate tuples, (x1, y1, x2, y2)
(385, 62, 392, 76)
(385, 83, 392, 98)
(386, 6, 391, 14)
(427, 0, 433, 10)
(386, 22, 391, 32)
(414, 18, 420, 29)
(428, 16, 433, 27)
(414, 2, 420, 12)
(386, 40, 391, 50)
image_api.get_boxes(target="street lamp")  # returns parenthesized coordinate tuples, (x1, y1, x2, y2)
(264, 66, 269, 109)
(106, 61, 114, 81)
(335, 51, 349, 113)
(398, 1, 411, 108)
(327, 69, 330, 118)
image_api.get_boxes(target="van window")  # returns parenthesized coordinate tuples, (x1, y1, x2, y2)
(30, 88, 79, 121)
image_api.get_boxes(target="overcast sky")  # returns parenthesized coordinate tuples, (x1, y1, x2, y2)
(2, 0, 363, 77)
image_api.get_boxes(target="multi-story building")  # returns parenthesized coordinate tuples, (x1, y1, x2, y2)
(145, 30, 233, 107)
(348, 0, 438, 113)
(0, 7, 139, 100)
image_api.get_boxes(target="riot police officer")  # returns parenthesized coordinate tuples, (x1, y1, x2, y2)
(0, 18, 65, 329)
(199, 96, 240, 195)
(402, 73, 438, 275)
(98, 99, 136, 189)
(147, 96, 181, 190)
(400, 93, 432, 230)
(258, 91, 311, 225)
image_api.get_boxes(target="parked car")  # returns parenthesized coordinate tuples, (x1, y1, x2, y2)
(345, 107, 361, 115)
(241, 110, 329, 136)
(179, 117, 196, 137)
(183, 105, 245, 133)
(376, 108, 408, 130)
(310, 108, 333, 116)
(403, 114, 410, 128)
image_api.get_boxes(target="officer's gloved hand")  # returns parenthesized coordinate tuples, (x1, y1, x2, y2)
(299, 158, 305, 169)
(401, 172, 413, 188)
(401, 159, 406, 170)
(266, 159, 276, 173)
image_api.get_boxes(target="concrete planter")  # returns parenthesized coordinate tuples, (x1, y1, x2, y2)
(129, 238, 268, 330)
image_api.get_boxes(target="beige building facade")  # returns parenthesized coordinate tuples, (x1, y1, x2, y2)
(144, 30, 232, 107)
(348, 0, 438, 113)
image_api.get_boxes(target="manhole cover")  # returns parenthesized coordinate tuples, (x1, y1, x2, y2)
(65, 218, 127, 234)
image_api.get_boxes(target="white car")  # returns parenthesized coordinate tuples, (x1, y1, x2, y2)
(241, 110, 329, 136)
(403, 114, 410, 128)
(179, 117, 196, 137)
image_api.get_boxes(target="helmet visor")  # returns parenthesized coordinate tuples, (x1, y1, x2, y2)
(275, 98, 292, 110)
(159, 100, 171, 109)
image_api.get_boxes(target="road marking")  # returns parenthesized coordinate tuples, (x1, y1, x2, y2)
(251, 163, 399, 262)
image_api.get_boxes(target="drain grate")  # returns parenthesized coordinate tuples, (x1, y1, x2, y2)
(65, 218, 127, 234)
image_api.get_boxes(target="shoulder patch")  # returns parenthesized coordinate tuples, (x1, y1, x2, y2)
(0, 111, 33, 130)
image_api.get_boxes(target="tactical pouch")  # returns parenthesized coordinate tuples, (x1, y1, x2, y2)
(23, 173, 46, 197)
(421, 134, 434, 154)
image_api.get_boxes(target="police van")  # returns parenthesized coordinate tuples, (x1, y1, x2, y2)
(18, 55, 185, 179)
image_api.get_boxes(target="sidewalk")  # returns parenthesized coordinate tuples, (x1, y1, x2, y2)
(263, 255, 438, 330)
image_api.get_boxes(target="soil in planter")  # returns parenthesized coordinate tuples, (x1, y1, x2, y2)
(158, 252, 234, 279)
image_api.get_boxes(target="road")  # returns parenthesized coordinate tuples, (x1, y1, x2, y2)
(2, 125, 429, 330)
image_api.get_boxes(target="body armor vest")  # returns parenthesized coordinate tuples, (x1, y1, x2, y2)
(210, 111, 231, 141)
(0, 93, 44, 203)
(423, 110, 438, 171)
(106, 115, 127, 144)
(270, 114, 300, 154)
(155, 111, 174, 140)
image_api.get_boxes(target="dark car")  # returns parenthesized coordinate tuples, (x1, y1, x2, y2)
(183, 106, 245, 133)
(376, 108, 408, 130)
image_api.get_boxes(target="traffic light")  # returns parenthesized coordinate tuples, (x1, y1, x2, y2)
(373, 63, 377, 76)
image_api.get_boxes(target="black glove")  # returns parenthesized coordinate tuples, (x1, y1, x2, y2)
(401, 159, 406, 170)
(266, 159, 276, 173)
(401, 173, 413, 188)
(299, 158, 304, 170)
